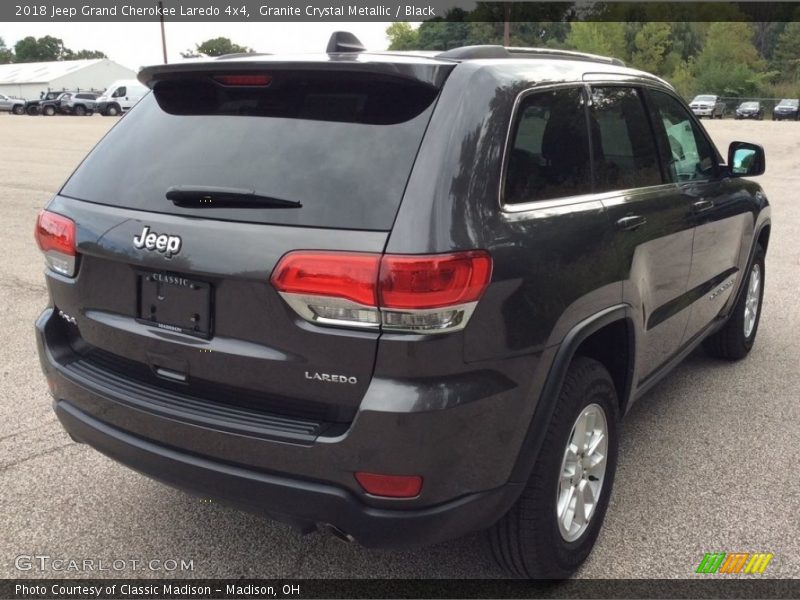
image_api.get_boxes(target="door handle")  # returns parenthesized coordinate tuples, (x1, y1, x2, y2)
(692, 199, 715, 213)
(616, 215, 647, 231)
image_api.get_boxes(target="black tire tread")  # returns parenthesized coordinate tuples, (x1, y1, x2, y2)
(487, 357, 617, 578)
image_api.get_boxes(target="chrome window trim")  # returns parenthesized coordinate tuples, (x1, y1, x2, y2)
(498, 81, 588, 214)
(501, 183, 679, 213)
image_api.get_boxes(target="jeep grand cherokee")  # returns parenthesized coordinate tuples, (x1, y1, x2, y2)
(35, 33, 770, 578)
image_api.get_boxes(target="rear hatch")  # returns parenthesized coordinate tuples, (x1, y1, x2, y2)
(49, 57, 453, 425)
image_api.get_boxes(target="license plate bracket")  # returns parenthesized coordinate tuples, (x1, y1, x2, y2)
(138, 272, 212, 338)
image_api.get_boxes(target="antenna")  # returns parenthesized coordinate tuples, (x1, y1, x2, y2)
(326, 31, 366, 54)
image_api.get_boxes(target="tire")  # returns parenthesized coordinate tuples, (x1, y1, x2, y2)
(12, 104, 24, 115)
(43, 105, 55, 116)
(703, 245, 765, 360)
(74, 105, 86, 116)
(105, 104, 120, 116)
(487, 357, 620, 579)
(26, 105, 39, 116)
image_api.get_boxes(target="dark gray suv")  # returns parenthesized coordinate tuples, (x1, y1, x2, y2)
(35, 34, 770, 578)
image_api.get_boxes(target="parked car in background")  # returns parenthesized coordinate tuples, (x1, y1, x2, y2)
(96, 79, 149, 115)
(59, 92, 100, 116)
(40, 92, 75, 116)
(736, 101, 764, 120)
(689, 94, 725, 118)
(0, 93, 26, 115)
(772, 98, 799, 121)
(25, 90, 72, 115)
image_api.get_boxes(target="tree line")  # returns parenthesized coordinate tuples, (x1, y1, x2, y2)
(387, 19, 800, 99)
(0, 34, 253, 63)
(0, 35, 107, 63)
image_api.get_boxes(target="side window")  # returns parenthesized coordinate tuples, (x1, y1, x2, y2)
(113, 87, 126, 98)
(648, 90, 717, 182)
(504, 87, 592, 204)
(589, 87, 663, 192)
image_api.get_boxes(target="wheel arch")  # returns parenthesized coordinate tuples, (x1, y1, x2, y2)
(724, 219, 771, 319)
(757, 223, 771, 252)
(508, 304, 635, 484)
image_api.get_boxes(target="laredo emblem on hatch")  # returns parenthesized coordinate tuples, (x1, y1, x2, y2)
(133, 226, 182, 258)
(305, 371, 358, 384)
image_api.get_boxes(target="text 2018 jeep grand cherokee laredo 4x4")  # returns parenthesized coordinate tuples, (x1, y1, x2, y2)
(35, 34, 770, 578)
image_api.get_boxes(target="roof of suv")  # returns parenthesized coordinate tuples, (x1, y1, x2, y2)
(139, 49, 670, 91)
(139, 31, 671, 90)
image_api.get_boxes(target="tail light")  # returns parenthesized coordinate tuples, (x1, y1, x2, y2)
(271, 250, 492, 333)
(35, 210, 77, 277)
(355, 472, 422, 498)
(213, 74, 272, 86)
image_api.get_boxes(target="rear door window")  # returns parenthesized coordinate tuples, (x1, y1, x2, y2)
(504, 87, 592, 204)
(60, 72, 439, 231)
(589, 86, 663, 192)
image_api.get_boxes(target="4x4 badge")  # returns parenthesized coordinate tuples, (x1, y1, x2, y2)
(133, 226, 182, 258)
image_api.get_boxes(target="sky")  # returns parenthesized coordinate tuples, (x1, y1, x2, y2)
(1, 22, 394, 70)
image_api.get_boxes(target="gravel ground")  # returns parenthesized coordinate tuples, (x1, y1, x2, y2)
(0, 114, 797, 580)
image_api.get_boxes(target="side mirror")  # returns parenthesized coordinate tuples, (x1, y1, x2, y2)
(728, 141, 765, 177)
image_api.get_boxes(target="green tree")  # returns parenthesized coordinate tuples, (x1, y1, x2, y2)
(0, 37, 13, 63)
(507, 22, 570, 48)
(565, 23, 627, 61)
(386, 22, 420, 50)
(772, 22, 800, 81)
(630, 22, 672, 74)
(692, 23, 770, 95)
(14, 35, 70, 62)
(697, 22, 763, 67)
(194, 37, 252, 57)
(668, 59, 697, 99)
(68, 49, 107, 59)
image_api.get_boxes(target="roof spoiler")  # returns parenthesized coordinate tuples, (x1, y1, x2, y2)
(326, 31, 366, 54)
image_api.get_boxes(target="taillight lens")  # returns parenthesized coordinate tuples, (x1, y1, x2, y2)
(270, 252, 380, 306)
(354, 472, 422, 498)
(35, 210, 77, 276)
(271, 250, 492, 333)
(213, 74, 272, 86)
(379, 252, 492, 309)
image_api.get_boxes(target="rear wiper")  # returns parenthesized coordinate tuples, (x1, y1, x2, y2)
(166, 186, 301, 209)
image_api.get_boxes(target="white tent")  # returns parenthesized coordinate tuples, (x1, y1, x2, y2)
(0, 59, 136, 100)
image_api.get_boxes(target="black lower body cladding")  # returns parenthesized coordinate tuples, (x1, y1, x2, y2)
(37, 307, 538, 546)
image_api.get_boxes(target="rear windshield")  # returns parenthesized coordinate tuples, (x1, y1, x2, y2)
(61, 72, 439, 230)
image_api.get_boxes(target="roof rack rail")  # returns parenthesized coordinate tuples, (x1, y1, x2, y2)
(215, 52, 270, 60)
(436, 45, 625, 67)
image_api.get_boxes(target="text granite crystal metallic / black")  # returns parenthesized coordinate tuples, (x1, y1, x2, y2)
(34, 33, 771, 578)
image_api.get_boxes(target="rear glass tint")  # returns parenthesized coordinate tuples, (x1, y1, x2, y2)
(60, 73, 439, 231)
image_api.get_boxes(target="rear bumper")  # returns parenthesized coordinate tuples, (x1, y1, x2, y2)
(55, 398, 520, 548)
(36, 308, 530, 548)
